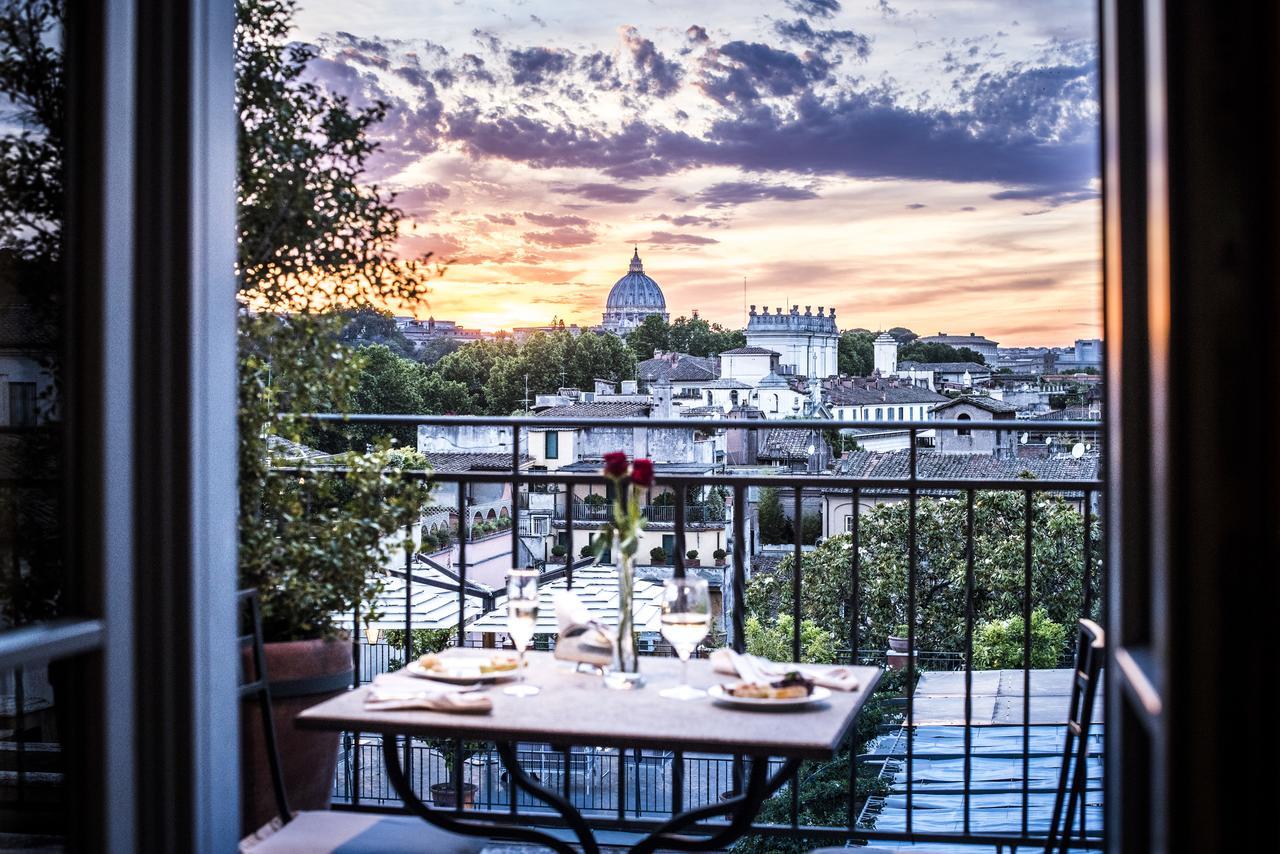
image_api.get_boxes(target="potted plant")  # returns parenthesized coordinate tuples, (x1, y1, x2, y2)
(713, 548, 727, 567)
(550, 544, 567, 563)
(888, 623, 911, 653)
(580, 543, 594, 558)
(685, 549, 700, 567)
(428, 742, 485, 808)
(649, 546, 668, 566)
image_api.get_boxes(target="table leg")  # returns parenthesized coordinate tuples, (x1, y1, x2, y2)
(494, 741, 601, 854)
(378, 735, 579, 853)
(630, 757, 803, 853)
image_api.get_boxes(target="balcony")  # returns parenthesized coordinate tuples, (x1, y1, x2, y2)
(289, 411, 1103, 851)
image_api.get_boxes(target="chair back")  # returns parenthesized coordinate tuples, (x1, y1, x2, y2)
(238, 588, 292, 824)
(1044, 618, 1104, 853)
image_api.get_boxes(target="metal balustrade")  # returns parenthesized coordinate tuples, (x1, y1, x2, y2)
(279, 412, 1104, 849)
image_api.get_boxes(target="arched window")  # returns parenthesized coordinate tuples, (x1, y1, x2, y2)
(956, 412, 972, 436)
(899, 407, 905, 419)
(772, 394, 779, 412)
(886, 408, 893, 421)
(875, 407, 883, 419)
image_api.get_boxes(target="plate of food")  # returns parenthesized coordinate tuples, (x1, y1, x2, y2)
(708, 672, 831, 709)
(405, 652, 523, 684)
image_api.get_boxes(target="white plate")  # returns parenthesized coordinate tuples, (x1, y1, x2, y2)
(405, 658, 523, 684)
(707, 684, 831, 709)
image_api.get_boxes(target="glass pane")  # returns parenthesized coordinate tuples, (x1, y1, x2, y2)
(1, 1, 72, 841)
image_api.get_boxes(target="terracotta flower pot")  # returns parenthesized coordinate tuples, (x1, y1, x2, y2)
(887, 635, 910, 653)
(430, 781, 478, 809)
(241, 638, 353, 835)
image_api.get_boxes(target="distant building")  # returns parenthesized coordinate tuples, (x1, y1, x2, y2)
(820, 449, 1099, 536)
(931, 395, 1019, 456)
(744, 304, 838, 379)
(897, 360, 993, 391)
(600, 248, 669, 335)
(394, 316, 487, 347)
(824, 377, 948, 423)
(511, 324, 586, 343)
(1054, 338, 1104, 372)
(919, 331, 1000, 363)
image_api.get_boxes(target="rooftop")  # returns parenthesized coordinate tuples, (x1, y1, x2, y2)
(933, 394, 1020, 415)
(899, 360, 991, 373)
(532, 402, 651, 419)
(827, 449, 1100, 486)
(636, 352, 719, 383)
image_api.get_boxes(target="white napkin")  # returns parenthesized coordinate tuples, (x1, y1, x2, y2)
(364, 675, 493, 713)
(709, 648, 861, 692)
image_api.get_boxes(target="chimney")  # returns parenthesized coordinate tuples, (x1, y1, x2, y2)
(653, 381, 673, 418)
(620, 379, 639, 395)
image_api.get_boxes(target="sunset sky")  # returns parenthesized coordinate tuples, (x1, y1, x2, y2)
(292, 0, 1100, 346)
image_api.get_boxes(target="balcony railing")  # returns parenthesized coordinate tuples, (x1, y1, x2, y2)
(280, 412, 1104, 849)
(555, 500, 726, 525)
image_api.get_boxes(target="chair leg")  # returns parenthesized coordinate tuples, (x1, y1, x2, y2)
(1044, 728, 1075, 853)
(1059, 730, 1093, 853)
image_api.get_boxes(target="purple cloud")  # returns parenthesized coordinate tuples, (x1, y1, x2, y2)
(554, 183, 656, 203)
(523, 226, 596, 247)
(507, 46, 569, 86)
(523, 211, 591, 227)
(643, 231, 720, 245)
(696, 181, 819, 206)
(773, 19, 871, 56)
(784, 0, 841, 19)
(485, 213, 517, 225)
(699, 41, 832, 105)
(621, 26, 683, 97)
(394, 183, 451, 212)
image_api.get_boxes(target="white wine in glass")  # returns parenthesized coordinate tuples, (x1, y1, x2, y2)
(504, 569, 540, 697)
(659, 577, 711, 700)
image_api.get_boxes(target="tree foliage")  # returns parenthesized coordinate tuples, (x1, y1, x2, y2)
(838, 329, 875, 376)
(745, 614, 840, 665)
(339, 307, 416, 358)
(235, 0, 438, 640)
(746, 492, 1100, 655)
(973, 608, 1068, 669)
(899, 341, 986, 365)
(756, 487, 789, 544)
(625, 314, 744, 361)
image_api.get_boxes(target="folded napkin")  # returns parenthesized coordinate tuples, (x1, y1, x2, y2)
(364, 675, 492, 714)
(709, 648, 861, 692)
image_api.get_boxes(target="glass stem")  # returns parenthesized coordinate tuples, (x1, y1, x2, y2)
(682, 654, 689, 688)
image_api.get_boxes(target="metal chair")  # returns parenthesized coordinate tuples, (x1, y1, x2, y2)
(1044, 617, 1105, 854)
(236, 589, 484, 854)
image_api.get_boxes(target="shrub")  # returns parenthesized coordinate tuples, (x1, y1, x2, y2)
(713, 548, 727, 560)
(973, 609, 1068, 670)
(686, 549, 699, 560)
(550, 544, 566, 558)
(583, 493, 608, 506)
(649, 547, 667, 564)
(580, 544, 593, 557)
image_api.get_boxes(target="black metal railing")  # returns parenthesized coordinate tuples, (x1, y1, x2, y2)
(554, 500, 726, 525)
(276, 413, 1104, 849)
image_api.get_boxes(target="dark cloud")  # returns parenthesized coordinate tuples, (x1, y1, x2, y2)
(523, 211, 591, 227)
(960, 206, 977, 211)
(877, 1, 899, 18)
(554, 183, 656, 203)
(580, 51, 621, 89)
(485, 213, 517, 225)
(394, 183, 451, 212)
(696, 181, 819, 206)
(522, 226, 596, 247)
(621, 26, 683, 97)
(657, 213, 724, 228)
(784, 0, 841, 19)
(905, 203, 926, 209)
(699, 41, 832, 105)
(643, 231, 719, 245)
(530, 14, 547, 28)
(687, 25, 710, 43)
(773, 19, 871, 56)
(508, 46, 570, 86)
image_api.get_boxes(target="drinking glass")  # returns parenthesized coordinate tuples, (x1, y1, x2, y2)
(658, 577, 711, 700)
(504, 569, 540, 697)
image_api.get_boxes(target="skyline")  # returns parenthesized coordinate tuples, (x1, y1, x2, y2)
(292, 1, 1101, 347)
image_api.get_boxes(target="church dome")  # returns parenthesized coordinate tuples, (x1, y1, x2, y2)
(606, 248, 667, 311)
(601, 248, 669, 334)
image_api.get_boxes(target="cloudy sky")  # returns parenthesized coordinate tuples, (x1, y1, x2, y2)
(293, 0, 1100, 346)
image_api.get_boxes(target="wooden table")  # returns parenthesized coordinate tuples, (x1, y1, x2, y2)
(299, 651, 882, 853)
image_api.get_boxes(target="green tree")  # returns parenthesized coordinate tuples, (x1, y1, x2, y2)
(887, 326, 918, 344)
(669, 315, 746, 356)
(339, 307, 416, 358)
(756, 487, 789, 544)
(973, 609, 1069, 669)
(898, 341, 986, 365)
(625, 314, 671, 360)
(745, 614, 840, 664)
(745, 492, 1100, 655)
(838, 329, 875, 376)
(340, 344, 425, 450)
(235, 0, 437, 640)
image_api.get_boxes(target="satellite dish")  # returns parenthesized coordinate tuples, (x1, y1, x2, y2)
(1045, 436, 1053, 446)
(1072, 442, 1086, 459)
(1020, 432, 1029, 444)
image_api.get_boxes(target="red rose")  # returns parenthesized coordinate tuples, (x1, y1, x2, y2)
(603, 451, 629, 479)
(630, 458, 655, 487)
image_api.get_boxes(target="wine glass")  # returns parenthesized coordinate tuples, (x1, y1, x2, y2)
(504, 569, 540, 697)
(658, 577, 711, 700)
